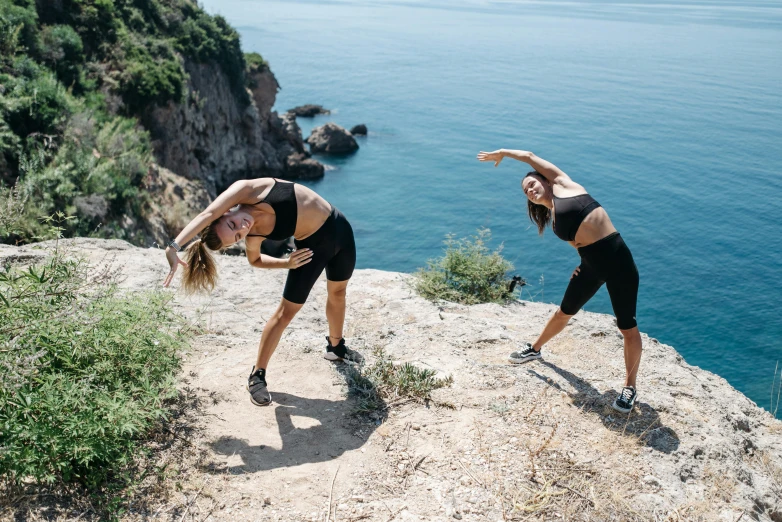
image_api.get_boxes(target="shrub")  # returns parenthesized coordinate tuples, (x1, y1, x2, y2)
(116, 32, 185, 112)
(39, 24, 84, 89)
(0, 58, 72, 139)
(245, 51, 267, 72)
(341, 347, 453, 414)
(414, 228, 519, 304)
(0, 245, 189, 486)
(13, 114, 152, 241)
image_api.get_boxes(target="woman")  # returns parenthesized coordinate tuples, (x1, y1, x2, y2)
(163, 178, 360, 407)
(477, 149, 641, 413)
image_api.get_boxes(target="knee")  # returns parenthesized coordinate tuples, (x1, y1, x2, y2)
(619, 326, 641, 341)
(328, 286, 347, 300)
(274, 305, 299, 324)
(554, 308, 573, 322)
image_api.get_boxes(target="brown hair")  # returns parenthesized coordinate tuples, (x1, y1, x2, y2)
(525, 171, 551, 235)
(181, 219, 223, 294)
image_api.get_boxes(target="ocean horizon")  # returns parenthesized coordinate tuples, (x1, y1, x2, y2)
(202, 0, 782, 416)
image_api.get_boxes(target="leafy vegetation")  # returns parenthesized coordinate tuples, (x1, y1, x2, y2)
(341, 347, 453, 414)
(415, 228, 520, 304)
(0, 0, 253, 244)
(0, 238, 189, 487)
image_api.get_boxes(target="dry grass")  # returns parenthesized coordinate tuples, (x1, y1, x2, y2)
(468, 389, 650, 521)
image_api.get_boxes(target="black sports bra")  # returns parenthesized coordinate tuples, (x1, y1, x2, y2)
(246, 179, 297, 241)
(552, 194, 601, 242)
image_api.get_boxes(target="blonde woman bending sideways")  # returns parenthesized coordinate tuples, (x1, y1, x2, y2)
(477, 149, 642, 413)
(163, 178, 360, 406)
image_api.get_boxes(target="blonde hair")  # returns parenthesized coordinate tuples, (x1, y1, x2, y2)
(182, 220, 223, 294)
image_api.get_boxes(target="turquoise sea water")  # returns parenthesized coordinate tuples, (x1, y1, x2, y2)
(202, 0, 782, 415)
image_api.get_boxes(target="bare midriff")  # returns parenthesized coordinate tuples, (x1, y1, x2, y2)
(244, 178, 331, 240)
(569, 207, 617, 249)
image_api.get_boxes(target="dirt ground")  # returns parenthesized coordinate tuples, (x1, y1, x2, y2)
(3, 239, 781, 521)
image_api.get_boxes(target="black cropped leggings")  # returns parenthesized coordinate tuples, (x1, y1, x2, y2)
(282, 206, 356, 304)
(560, 232, 639, 330)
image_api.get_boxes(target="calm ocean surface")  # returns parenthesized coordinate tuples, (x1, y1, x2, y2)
(202, 0, 782, 415)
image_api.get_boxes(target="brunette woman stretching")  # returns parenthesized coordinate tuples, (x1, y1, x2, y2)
(163, 178, 360, 407)
(477, 149, 641, 413)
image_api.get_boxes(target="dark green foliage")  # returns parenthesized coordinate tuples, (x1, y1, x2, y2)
(116, 33, 185, 112)
(0, 0, 40, 57)
(0, 57, 73, 139)
(0, 249, 188, 486)
(0, 0, 256, 244)
(15, 114, 152, 238)
(415, 228, 519, 305)
(245, 51, 267, 72)
(39, 24, 84, 89)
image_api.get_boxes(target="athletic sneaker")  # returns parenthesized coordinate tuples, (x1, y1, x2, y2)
(247, 367, 271, 406)
(508, 342, 542, 364)
(323, 337, 363, 364)
(612, 386, 637, 413)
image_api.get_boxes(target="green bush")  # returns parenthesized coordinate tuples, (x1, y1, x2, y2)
(39, 24, 84, 89)
(3, 114, 151, 243)
(415, 228, 518, 305)
(0, 58, 73, 139)
(341, 347, 453, 414)
(0, 0, 40, 58)
(0, 248, 188, 486)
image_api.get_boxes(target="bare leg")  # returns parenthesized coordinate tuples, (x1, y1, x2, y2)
(620, 326, 643, 388)
(532, 308, 574, 351)
(326, 279, 349, 346)
(254, 298, 304, 370)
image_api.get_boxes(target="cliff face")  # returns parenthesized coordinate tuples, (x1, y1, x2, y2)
(143, 60, 323, 199)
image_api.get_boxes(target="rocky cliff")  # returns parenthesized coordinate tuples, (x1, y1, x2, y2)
(143, 60, 323, 200)
(3, 239, 780, 522)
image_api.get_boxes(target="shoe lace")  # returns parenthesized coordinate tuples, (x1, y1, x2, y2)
(620, 387, 634, 402)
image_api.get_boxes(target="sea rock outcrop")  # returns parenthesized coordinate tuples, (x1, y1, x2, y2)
(287, 104, 331, 117)
(306, 123, 359, 155)
(349, 124, 367, 136)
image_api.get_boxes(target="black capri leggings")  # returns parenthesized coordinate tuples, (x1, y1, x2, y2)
(282, 206, 356, 304)
(560, 232, 639, 330)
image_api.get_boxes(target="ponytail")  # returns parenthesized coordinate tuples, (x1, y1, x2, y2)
(525, 171, 551, 235)
(181, 220, 222, 294)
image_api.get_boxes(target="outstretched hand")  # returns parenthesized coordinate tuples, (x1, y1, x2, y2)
(477, 150, 504, 167)
(163, 247, 188, 287)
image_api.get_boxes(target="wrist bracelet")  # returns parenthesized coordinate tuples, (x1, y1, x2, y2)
(168, 240, 182, 252)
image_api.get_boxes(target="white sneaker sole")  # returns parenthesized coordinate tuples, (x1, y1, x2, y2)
(611, 400, 635, 414)
(508, 353, 542, 364)
(246, 383, 272, 407)
(323, 352, 343, 361)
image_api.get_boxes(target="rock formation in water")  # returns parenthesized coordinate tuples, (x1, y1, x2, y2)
(306, 123, 360, 155)
(349, 124, 368, 136)
(287, 104, 331, 117)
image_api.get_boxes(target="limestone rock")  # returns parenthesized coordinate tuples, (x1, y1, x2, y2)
(306, 123, 359, 155)
(287, 104, 331, 117)
(349, 124, 367, 136)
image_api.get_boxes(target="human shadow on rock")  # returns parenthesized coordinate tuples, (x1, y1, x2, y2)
(207, 387, 383, 473)
(527, 361, 680, 454)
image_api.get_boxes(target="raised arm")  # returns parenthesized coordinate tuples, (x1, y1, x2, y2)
(170, 180, 253, 249)
(477, 149, 572, 185)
